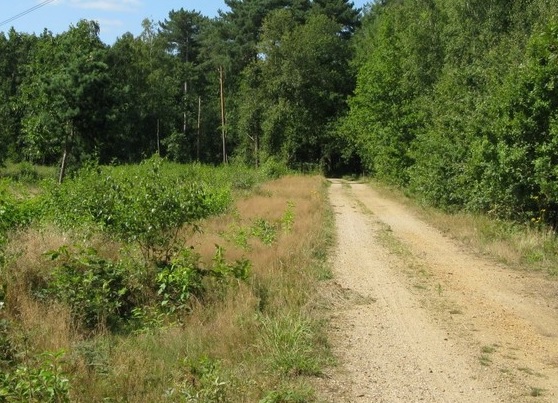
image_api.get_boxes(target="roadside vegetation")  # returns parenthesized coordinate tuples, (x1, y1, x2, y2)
(2, 0, 558, 397)
(0, 159, 334, 401)
(343, 0, 558, 229)
(369, 180, 558, 277)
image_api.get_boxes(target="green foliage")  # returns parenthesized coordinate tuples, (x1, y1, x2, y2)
(222, 201, 296, 249)
(0, 319, 15, 369)
(173, 356, 229, 401)
(0, 180, 42, 263)
(344, 0, 443, 186)
(46, 246, 135, 331)
(262, 12, 354, 166)
(0, 351, 70, 402)
(0, 180, 31, 233)
(258, 314, 324, 376)
(156, 248, 205, 312)
(260, 385, 314, 403)
(281, 201, 295, 233)
(46, 157, 232, 263)
(157, 246, 250, 313)
(499, 19, 558, 222)
(0, 162, 48, 183)
(0, 0, 361, 171)
(346, 0, 558, 225)
(211, 245, 251, 282)
(251, 218, 278, 245)
(261, 157, 290, 179)
(19, 20, 110, 171)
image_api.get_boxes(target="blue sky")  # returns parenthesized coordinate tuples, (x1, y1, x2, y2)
(1, 0, 370, 44)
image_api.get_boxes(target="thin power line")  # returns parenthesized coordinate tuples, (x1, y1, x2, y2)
(0, 0, 57, 28)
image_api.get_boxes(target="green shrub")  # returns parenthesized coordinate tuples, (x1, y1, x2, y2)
(46, 156, 233, 263)
(0, 179, 39, 233)
(0, 351, 69, 402)
(156, 248, 205, 313)
(262, 157, 289, 179)
(156, 246, 250, 313)
(46, 246, 135, 331)
(172, 356, 229, 401)
(251, 218, 278, 245)
(211, 245, 250, 282)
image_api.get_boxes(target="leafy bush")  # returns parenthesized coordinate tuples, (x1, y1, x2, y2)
(0, 351, 70, 402)
(222, 202, 296, 249)
(156, 248, 205, 313)
(46, 246, 135, 331)
(172, 356, 229, 401)
(156, 246, 250, 313)
(46, 156, 232, 263)
(261, 157, 289, 179)
(251, 218, 278, 245)
(0, 179, 40, 233)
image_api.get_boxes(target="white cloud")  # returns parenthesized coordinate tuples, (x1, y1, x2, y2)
(96, 18, 124, 28)
(66, 0, 142, 12)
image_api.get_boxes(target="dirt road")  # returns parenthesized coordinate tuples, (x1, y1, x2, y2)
(316, 180, 558, 402)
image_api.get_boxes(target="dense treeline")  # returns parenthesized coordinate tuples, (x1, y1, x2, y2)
(343, 0, 558, 224)
(0, 0, 360, 178)
(4, 0, 558, 224)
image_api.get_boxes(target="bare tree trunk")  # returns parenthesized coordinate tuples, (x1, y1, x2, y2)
(58, 147, 68, 185)
(219, 66, 227, 164)
(156, 118, 161, 155)
(246, 133, 257, 168)
(187, 81, 188, 136)
(58, 123, 73, 184)
(255, 132, 259, 168)
(197, 96, 201, 162)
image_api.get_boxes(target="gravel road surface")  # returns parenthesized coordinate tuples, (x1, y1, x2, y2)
(315, 180, 558, 402)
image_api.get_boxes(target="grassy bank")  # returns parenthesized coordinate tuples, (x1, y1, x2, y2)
(0, 161, 334, 401)
(369, 180, 558, 277)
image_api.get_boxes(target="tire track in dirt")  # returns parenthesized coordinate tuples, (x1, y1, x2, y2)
(316, 180, 558, 402)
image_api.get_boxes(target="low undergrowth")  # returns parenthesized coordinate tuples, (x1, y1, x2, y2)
(0, 158, 332, 401)
(370, 179, 558, 276)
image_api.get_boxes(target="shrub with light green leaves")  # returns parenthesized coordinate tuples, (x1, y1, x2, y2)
(156, 246, 250, 313)
(0, 179, 41, 234)
(45, 156, 232, 263)
(46, 246, 136, 331)
(0, 351, 69, 403)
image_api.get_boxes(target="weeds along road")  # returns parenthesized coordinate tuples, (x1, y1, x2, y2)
(316, 179, 558, 402)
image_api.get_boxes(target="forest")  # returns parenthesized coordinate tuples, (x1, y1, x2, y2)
(0, 0, 360, 177)
(1, 0, 558, 400)
(345, 0, 558, 224)
(2, 0, 558, 223)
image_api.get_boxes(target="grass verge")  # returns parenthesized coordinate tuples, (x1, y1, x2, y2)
(0, 173, 334, 401)
(366, 179, 558, 277)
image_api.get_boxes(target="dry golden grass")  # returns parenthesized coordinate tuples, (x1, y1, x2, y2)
(367, 179, 558, 274)
(1, 174, 332, 401)
(16, 299, 76, 354)
(1, 228, 81, 367)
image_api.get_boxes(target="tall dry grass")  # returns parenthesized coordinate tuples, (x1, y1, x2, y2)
(368, 180, 558, 275)
(1, 175, 334, 401)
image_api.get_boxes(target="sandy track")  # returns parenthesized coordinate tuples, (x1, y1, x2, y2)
(316, 180, 558, 402)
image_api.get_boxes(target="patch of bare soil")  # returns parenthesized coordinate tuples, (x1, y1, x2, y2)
(315, 180, 558, 402)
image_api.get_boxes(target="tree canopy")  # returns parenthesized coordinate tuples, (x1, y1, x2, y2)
(4, 0, 558, 225)
(342, 0, 558, 224)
